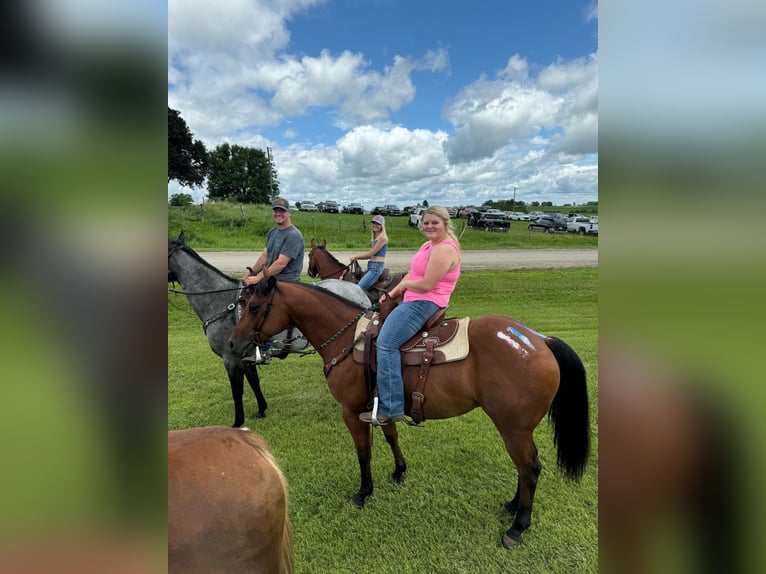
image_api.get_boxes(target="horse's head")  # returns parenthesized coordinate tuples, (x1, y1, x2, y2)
(168, 231, 186, 283)
(229, 276, 288, 359)
(307, 239, 327, 278)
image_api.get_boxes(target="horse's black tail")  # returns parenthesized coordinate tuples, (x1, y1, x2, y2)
(545, 336, 591, 481)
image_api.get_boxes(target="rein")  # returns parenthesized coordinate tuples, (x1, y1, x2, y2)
(168, 286, 241, 295)
(168, 283, 242, 333)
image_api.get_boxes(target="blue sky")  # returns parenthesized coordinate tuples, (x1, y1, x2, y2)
(169, 0, 598, 208)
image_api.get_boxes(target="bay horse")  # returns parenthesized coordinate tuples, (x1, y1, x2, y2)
(307, 239, 404, 302)
(228, 277, 591, 547)
(169, 232, 370, 426)
(168, 426, 293, 574)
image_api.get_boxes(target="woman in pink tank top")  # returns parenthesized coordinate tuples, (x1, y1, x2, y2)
(359, 206, 461, 426)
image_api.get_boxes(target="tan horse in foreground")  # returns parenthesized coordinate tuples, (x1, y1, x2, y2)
(168, 426, 293, 573)
(228, 277, 590, 548)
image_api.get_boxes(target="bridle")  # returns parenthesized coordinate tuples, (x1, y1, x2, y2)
(243, 284, 279, 347)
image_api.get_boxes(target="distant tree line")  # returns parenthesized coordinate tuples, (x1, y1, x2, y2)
(168, 108, 279, 204)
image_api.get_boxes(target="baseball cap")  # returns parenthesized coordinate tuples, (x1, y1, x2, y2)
(271, 197, 290, 211)
(371, 214, 385, 225)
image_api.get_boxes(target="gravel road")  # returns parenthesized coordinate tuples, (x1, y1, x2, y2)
(202, 248, 597, 276)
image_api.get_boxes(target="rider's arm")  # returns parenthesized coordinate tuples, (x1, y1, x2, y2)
(351, 237, 387, 262)
(244, 253, 293, 285)
(243, 248, 268, 280)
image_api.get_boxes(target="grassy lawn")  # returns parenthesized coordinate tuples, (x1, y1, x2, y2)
(169, 202, 598, 251)
(168, 268, 598, 573)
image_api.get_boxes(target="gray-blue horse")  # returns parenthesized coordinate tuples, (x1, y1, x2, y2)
(169, 232, 370, 426)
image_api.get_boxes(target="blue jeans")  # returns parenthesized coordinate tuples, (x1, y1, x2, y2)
(358, 261, 385, 291)
(376, 300, 440, 417)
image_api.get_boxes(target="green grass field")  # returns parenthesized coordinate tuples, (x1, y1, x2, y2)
(169, 202, 598, 251)
(168, 268, 598, 573)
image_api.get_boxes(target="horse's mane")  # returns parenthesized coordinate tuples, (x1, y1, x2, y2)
(254, 278, 367, 311)
(315, 244, 345, 268)
(169, 239, 238, 284)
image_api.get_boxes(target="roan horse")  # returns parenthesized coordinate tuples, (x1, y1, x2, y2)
(228, 277, 591, 547)
(168, 426, 293, 574)
(169, 232, 371, 426)
(307, 239, 404, 302)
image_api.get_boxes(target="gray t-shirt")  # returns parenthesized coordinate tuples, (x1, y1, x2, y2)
(265, 225, 304, 282)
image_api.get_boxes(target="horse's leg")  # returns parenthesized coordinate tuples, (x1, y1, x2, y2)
(503, 484, 521, 515)
(225, 364, 246, 428)
(341, 408, 374, 507)
(380, 424, 407, 484)
(243, 363, 267, 419)
(500, 432, 541, 548)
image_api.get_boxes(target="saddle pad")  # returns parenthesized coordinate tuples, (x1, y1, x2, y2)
(354, 313, 470, 364)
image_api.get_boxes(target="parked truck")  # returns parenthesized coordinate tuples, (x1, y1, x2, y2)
(566, 216, 598, 235)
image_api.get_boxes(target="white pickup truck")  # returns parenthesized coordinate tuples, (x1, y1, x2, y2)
(408, 206, 426, 227)
(566, 216, 598, 235)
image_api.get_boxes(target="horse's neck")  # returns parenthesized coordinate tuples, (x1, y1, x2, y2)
(174, 250, 239, 320)
(287, 285, 361, 351)
(321, 252, 344, 274)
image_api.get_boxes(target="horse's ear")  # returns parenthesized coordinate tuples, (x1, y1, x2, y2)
(178, 231, 186, 244)
(321, 239, 326, 248)
(266, 276, 278, 291)
(311, 239, 317, 248)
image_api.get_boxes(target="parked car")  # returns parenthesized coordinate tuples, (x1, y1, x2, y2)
(446, 207, 457, 217)
(320, 200, 339, 213)
(381, 204, 403, 216)
(343, 202, 364, 214)
(468, 209, 510, 231)
(509, 212, 530, 221)
(300, 201, 318, 212)
(528, 211, 545, 221)
(528, 216, 567, 233)
(458, 206, 476, 218)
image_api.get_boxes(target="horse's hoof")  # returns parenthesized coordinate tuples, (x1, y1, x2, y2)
(501, 531, 522, 549)
(388, 473, 405, 485)
(251, 412, 266, 420)
(503, 500, 518, 515)
(350, 494, 367, 508)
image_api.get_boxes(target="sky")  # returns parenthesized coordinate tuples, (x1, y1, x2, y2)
(168, 0, 598, 209)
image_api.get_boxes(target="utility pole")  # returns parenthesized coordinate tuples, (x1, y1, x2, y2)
(510, 186, 516, 225)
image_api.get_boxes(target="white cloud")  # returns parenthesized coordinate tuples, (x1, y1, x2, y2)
(168, 1, 598, 206)
(444, 53, 598, 164)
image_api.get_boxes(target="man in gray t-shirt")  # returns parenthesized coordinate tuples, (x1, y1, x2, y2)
(243, 197, 304, 285)
(241, 197, 304, 363)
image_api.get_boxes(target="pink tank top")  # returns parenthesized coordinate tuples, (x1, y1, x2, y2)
(403, 239, 461, 308)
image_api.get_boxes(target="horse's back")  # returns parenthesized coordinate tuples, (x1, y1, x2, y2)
(168, 426, 292, 574)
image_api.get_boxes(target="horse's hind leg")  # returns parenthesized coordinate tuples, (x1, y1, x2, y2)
(501, 433, 541, 548)
(381, 425, 407, 484)
(243, 363, 267, 419)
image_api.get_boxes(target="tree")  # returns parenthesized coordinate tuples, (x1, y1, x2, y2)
(168, 107, 208, 187)
(206, 143, 279, 203)
(169, 193, 194, 207)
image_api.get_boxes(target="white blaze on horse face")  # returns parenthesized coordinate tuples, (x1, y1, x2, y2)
(497, 331, 529, 358)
